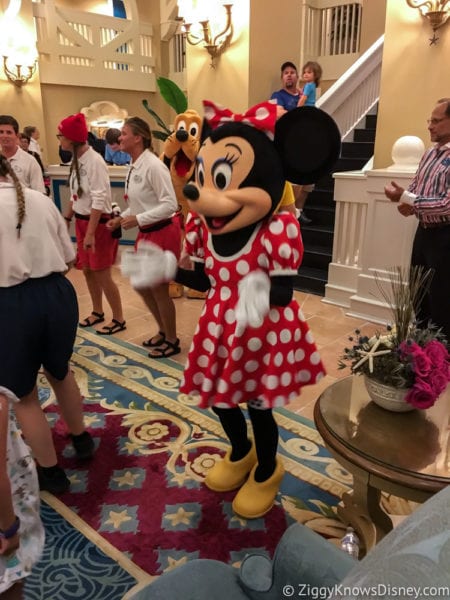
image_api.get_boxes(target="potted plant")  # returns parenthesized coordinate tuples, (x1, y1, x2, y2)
(338, 266, 450, 411)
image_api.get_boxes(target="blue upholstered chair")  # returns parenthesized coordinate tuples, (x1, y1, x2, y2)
(126, 485, 450, 600)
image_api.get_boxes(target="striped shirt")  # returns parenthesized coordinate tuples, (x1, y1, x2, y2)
(408, 142, 450, 227)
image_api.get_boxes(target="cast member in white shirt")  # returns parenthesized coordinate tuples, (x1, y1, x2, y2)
(0, 153, 95, 495)
(23, 125, 42, 158)
(108, 116, 182, 358)
(58, 113, 126, 335)
(0, 115, 45, 194)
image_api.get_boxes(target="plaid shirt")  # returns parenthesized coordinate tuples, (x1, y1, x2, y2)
(409, 142, 450, 227)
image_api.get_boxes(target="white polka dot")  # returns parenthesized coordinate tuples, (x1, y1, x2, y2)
(210, 362, 218, 376)
(205, 256, 214, 269)
(186, 231, 198, 245)
(231, 346, 243, 361)
(207, 322, 217, 336)
(209, 275, 216, 287)
(202, 378, 213, 392)
(273, 396, 285, 407)
(209, 288, 216, 299)
(265, 239, 273, 254)
(281, 372, 292, 386)
(294, 328, 301, 342)
(284, 307, 294, 321)
(227, 334, 235, 346)
(245, 379, 257, 392)
(295, 348, 305, 361)
(298, 370, 311, 382)
(280, 329, 292, 343)
(267, 375, 279, 390)
(263, 353, 270, 366)
(298, 308, 306, 322)
(213, 304, 219, 318)
(247, 337, 262, 351)
(230, 370, 243, 383)
(193, 372, 204, 385)
(219, 267, 230, 281)
(288, 391, 298, 401)
(218, 345, 228, 358)
(269, 220, 284, 235)
(269, 309, 280, 323)
(202, 338, 214, 352)
(235, 323, 245, 337)
(225, 309, 235, 324)
(305, 330, 314, 343)
(293, 249, 300, 264)
(237, 260, 250, 275)
(244, 360, 258, 373)
(232, 390, 243, 403)
(217, 379, 228, 393)
(287, 350, 295, 364)
(255, 106, 269, 119)
(315, 371, 325, 383)
(272, 260, 282, 270)
(274, 352, 283, 367)
(216, 401, 229, 409)
(220, 287, 231, 301)
(310, 351, 321, 365)
(266, 331, 277, 345)
(200, 306, 207, 318)
(257, 254, 270, 269)
(197, 355, 209, 368)
(278, 243, 292, 259)
(286, 223, 299, 239)
(216, 324, 223, 337)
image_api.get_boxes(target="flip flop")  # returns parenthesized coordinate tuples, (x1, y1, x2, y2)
(79, 312, 105, 328)
(143, 331, 166, 347)
(96, 319, 126, 335)
(148, 338, 180, 359)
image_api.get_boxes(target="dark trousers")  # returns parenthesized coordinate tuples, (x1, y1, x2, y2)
(411, 225, 450, 343)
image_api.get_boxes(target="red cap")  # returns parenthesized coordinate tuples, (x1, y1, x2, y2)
(58, 113, 88, 143)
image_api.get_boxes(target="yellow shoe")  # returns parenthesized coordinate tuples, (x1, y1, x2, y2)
(204, 445, 257, 492)
(232, 460, 285, 519)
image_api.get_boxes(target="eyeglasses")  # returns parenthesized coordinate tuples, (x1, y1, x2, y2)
(427, 117, 448, 126)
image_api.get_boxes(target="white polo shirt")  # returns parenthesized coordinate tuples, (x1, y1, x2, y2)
(69, 146, 112, 215)
(7, 147, 45, 194)
(121, 149, 177, 227)
(0, 182, 75, 287)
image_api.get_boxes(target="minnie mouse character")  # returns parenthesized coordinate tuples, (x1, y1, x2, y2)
(122, 100, 340, 518)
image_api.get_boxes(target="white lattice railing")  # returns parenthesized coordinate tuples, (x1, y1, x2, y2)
(32, 0, 156, 91)
(317, 35, 383, 140)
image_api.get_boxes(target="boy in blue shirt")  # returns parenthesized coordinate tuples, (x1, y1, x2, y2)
(104, 128, 130, 165)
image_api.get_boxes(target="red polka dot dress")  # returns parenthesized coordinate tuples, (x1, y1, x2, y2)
(179, 212, 325, 409)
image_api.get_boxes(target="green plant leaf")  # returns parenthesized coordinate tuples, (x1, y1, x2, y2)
(152, 129, 170, 142)
(156, 77, 188, 114)
(142, 99, 171, 133)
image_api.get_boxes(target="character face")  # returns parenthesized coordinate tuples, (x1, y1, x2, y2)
(164, 110, 202, 181)
(187, 135, 272, 235)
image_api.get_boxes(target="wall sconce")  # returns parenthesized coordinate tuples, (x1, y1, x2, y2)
(177, 1, 234, 67)
(406, 0, 450, 44)
(2, 55, 37, 87)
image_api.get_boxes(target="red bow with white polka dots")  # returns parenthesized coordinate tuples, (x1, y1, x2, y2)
(203, 100, 277, 139)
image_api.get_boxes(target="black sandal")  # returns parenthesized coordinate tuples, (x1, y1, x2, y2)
(148, 338, 181, 359)
(79, 311, 104, 328)
(96, 319, 126, 335)
(143, 331, 166, 347)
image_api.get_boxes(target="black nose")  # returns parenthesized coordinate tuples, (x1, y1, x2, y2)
(183, 184, 199, 201)
(176, 129, 188, 142)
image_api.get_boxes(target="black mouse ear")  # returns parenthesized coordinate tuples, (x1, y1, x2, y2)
(274, 107, 341, 185)
(201, 118, 212, 143)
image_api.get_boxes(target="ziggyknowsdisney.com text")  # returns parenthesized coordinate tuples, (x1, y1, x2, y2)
(282, 583, 450, 598)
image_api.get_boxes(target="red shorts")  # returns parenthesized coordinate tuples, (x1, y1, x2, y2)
(75, 218, 118, 270)
(135, 217, 182, 260)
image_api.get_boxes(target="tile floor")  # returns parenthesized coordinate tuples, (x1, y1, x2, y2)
(67, 257, 379, 422)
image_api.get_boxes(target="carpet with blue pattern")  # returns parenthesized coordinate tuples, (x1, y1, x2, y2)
(35, 328, 352, 593)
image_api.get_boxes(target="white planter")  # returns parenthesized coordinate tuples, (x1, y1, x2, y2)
(364, 376, 415, 413)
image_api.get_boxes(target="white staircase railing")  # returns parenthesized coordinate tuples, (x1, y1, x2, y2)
(317, 35, 383, 140)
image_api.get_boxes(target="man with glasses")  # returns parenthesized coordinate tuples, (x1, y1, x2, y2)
(0, 115, 46, 194)
(384, 98, 450, 344)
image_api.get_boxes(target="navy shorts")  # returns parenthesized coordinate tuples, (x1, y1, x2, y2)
(0, 273, 79, 397)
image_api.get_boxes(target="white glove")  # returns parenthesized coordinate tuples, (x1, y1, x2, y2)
(235, 270, 271, 328)
(120, 241, 177, 289)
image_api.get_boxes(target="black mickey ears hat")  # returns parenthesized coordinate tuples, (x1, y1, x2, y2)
(274, 106, 341, 185)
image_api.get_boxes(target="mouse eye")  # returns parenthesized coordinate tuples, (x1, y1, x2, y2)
(212, 161, 232, 190)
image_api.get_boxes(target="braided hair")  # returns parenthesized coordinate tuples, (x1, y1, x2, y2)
(0, 153, 26, 238)
(69, 141, 85, 198)
(124, 117, 156, 154)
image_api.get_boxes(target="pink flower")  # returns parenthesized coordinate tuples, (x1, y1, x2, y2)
(429, 369, 449, 396)
(405, 380, 437, 409)
(412, 350, 432, 378)
(424, 340, 449, 367)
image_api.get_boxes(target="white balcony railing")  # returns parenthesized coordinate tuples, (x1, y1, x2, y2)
(32, 0, 156, 91)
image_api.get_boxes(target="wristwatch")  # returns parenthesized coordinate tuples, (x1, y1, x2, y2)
(0, 516, 20, 539)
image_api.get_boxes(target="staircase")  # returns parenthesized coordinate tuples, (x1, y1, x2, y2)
(294, 112, 377, 295)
